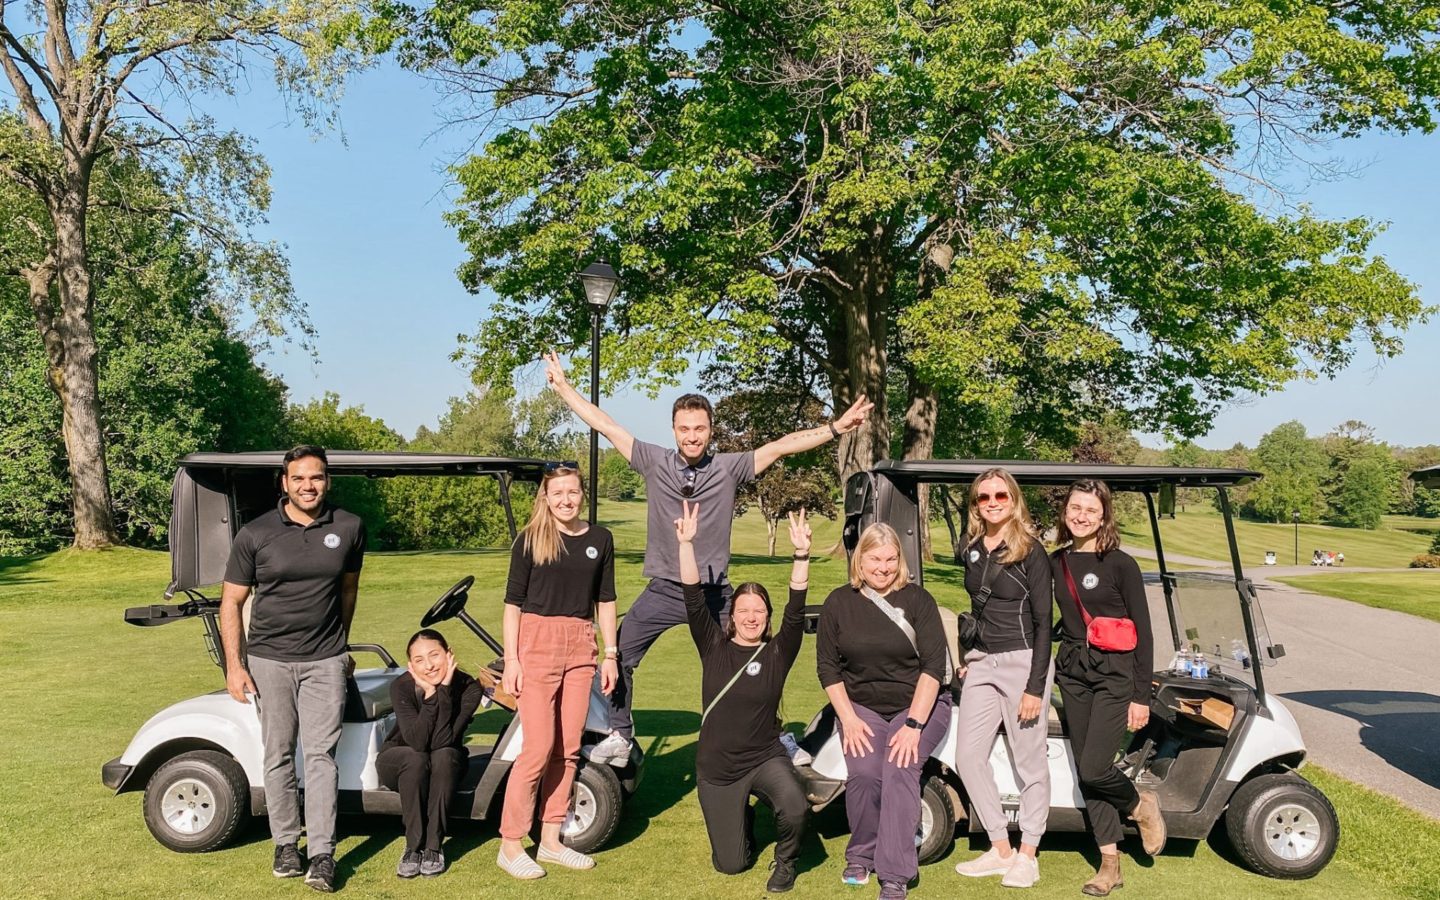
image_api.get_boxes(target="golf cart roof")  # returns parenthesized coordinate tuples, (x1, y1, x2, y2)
(178, 451, 548, 481)
(869, 459, 1260, 489)
(1412, 465, 1440, 489)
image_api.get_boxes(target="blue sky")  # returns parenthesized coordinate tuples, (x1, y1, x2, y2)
(221, 63, 1440, 451)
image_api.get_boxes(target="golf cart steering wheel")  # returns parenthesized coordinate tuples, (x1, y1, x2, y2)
(421, 576, 475, 627)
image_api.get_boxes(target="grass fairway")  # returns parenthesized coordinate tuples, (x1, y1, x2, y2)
(1119, 506, 1432, 569)
(1273, 571, 1440, 625)
(3, 502, 1438, 898)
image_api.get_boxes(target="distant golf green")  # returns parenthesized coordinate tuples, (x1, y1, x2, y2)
(2, 503, 1437, 898)
(1274, 571, 1440, 625)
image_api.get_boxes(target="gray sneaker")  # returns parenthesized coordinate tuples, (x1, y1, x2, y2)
(396, 850, 422, 879)
(588, 732, 633, 764)
(879, 880, 908, 899)
(420, 849, 446, 877)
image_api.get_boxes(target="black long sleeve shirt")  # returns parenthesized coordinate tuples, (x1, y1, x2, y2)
(1051, 548, 1154, 703)
(816, 583, 948, 718)
(962, 537, 1053, 696)
(382, 671, 484, 753)
(686, 581, 806, 785)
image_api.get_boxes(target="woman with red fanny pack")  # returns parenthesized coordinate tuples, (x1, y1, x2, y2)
(1051, 479, 1165, 896)
(496, 463, 619, 879)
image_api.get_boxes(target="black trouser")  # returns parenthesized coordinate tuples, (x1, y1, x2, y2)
(696, 756, 808, 875)
(377, 745, 466, 852)
(1055, 641, 1141, 848)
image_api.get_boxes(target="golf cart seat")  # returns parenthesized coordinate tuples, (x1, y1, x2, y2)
(343, 674, 396, 723)
(937, 606, 962, 694)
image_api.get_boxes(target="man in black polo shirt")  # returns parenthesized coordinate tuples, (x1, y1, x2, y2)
(543, 351, 873, 762)
(220, 445, 366, 893)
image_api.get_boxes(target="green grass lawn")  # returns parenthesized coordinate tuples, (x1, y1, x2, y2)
(1119, 506, 1432, 569)
(2, 503, 1438, 898)
(1381, 514, 1440, 536)
(1273, 570, 1440, 625)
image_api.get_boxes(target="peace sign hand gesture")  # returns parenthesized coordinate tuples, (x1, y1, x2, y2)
(787, 508, 812, 554)
(674, 500, 699, 545)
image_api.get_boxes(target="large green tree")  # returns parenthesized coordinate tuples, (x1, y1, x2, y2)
(1, 0, 365, 547)
(388, 0, 1432, 483)
(1247, 420, 1327, 523)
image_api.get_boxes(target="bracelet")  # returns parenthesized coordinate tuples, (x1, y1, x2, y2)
(828, 421, 840, 439)
(792, 553, 810, 560)
(603, 647, 618, 658)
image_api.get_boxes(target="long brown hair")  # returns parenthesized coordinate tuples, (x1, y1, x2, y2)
(963, 467, 1038, 565)
(1055, 479, 1121, 554)
(518, 465, 585, 566)
(724, 582, 774, 642)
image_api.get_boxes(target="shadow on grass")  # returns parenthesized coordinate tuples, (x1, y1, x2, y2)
(0, 554, 50, 589)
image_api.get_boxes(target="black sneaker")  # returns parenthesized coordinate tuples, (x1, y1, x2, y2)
(273, 843, 305, 878)
(420, 849, 446, 877)
(305, 853, 336, 893)
(767, 858, 797, 893)
(396, 850, 422, 879)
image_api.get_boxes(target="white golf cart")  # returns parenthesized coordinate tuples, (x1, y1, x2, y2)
(101, 451, 642, 854)
(794, 460, 1339, 879)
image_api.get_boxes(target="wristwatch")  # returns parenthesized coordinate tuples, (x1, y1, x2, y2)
(904, 717, 925, 730)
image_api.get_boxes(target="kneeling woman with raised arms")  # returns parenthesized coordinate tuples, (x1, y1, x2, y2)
(678, 501, 811, 894)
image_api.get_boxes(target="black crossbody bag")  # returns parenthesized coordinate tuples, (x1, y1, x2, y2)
(959, 549, 1006, 653)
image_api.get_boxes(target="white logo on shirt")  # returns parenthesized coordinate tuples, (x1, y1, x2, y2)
(1082, 573, 1099, 590)
(586, 546, 599, 559)
(745, 661, 762, 677)
(969, 549, 980, 563)
(323, 533, 341, 549)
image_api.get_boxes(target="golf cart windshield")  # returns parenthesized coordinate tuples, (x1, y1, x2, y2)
(845, 460, 1282, 698)
(166, 451, 547, 597)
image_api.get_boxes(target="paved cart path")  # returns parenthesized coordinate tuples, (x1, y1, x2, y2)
(1140, 574, 1440, 820)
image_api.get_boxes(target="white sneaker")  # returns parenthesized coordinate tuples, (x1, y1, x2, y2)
(1000, 853, 1040, 888)
(587, 732, 633, 765)
(955, 847, 1017, 878)
(779, 732, 813, 766)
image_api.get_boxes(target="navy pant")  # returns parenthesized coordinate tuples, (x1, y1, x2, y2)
(844, 698, 951, 884)
(608, 578, 731, 739)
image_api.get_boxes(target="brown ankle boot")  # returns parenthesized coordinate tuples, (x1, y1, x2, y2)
(1081, 854, 1123, 896)
(1130, 790, 1167, 856)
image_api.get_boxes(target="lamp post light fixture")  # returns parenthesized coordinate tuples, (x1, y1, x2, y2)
(580, 261, 619, 525)
(1293, 510, 1300, 565)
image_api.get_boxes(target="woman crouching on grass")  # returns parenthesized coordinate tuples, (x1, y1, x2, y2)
(378, 629, 483, 878)
(496, 463, 619, 879)
(678, 501, 811, 894)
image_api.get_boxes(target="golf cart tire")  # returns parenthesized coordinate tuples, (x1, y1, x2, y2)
(142, 750, 250, 853)
(560, 761, 623, 854)
(917, 773, 956, 865)
(1224, 772, 1338, 879)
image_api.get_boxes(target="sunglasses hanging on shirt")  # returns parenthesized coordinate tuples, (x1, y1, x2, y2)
(679, 468, 698, 498)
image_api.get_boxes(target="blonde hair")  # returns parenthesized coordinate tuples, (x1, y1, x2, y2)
(963, 467, 1038, 565)
(518, 466, 585, 566)
(848, 523, 912, 591)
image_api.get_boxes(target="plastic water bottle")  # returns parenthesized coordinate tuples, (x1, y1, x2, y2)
(1191, 653, 1210, 679)
(1175, 648, 1193, 675)
(1230, 639, 1251, 670)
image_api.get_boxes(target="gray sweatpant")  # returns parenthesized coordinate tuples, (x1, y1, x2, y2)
(249, 653, 348, 855)
(954, 648, 1055, 847)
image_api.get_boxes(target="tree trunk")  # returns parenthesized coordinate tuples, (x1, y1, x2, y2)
(938, 486, 961, 563)
(902, 375, 938, 560)
(825, 244, 892, 488)
(42, 179, 119, 548)
(766, 517, 777, 557)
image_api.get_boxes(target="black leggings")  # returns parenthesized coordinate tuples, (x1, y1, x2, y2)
(696, 756, 808, 874)
(377, 745, 466, 852)
(1056, 642, 1141, 848)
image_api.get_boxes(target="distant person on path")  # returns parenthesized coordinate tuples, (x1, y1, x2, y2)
(1051, 479, 1166, 897)
(679, 502, 812, 893)
(219, 445, 366, 893)
(496, 463, 618, 879)
(816, 523, 952, 900)
(378, 629, 483, 879)
(542, 350, 872, 762)
(951, 467, 1054, 889)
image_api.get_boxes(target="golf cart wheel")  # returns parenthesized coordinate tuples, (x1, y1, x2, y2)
(1225, 772, 1338, 879)
(142, 750, 250, 853)
(556, 761, 623, 854)
(916, 773, 956, 865)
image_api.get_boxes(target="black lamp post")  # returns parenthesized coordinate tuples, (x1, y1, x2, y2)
(1293, 510, 1300, 565)
(579, 261, 619, 524)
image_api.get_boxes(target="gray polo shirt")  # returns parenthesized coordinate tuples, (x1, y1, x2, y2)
(630, 439, 755, 583)
(223, 499, 366, 662)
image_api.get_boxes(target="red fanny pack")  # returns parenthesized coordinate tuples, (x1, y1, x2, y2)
(1060, 553, 1138, 652)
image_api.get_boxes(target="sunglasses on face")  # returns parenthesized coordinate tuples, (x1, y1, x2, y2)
(680, 468, 698, 498)
(974, 491, 1011, 504)
(543, 460, 580, 473)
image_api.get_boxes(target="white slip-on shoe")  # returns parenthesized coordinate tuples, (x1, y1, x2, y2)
(955, 847, 1018, 878)
(537, 844, 596, 870)
(1000, 854, 1040, 888)
(497, 847, 546, 880)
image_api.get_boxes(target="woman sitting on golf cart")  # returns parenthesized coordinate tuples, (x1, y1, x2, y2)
(816, 522, 951, 900)
(379, 629, 484, 878)
(676, 501, 811, 894)
(951, 467, 1054, 889)
(496, 463, 619, 880)
(1051, 479, 1166, 897)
